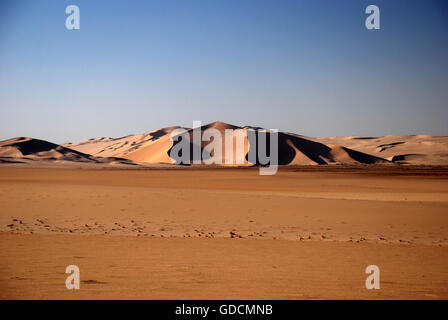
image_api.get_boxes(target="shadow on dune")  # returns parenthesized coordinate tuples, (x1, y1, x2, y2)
(280, 133, 332, 164)
(343, 147, 386, 164)
(244, 132, 332, 165)
(352, 137, 379, 140)
(0, 158, 25, 164)
(10, 139, 60, 155)
(148, 128, 172, 142)
(7, 138, 91, 159)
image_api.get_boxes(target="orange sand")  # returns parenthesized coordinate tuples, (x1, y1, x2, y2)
(1, 166, 447, 299)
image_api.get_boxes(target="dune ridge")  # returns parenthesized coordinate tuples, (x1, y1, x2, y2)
(2, 122, 447, 166)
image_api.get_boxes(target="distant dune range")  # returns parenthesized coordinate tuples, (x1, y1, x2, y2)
(312, 135, 448, 165)
(0, 137, 136, 167)
(1, 121, 447, 166)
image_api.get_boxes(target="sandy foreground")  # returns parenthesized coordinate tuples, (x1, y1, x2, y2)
(0, 166, 448, 299)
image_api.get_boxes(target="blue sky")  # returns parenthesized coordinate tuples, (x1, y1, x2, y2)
(0, 0, 447, 143)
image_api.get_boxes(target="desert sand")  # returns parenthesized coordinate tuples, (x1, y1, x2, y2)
(1, 166, 448, 299)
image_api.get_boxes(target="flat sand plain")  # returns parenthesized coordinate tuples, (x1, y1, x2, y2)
(1, 166, 448, 299)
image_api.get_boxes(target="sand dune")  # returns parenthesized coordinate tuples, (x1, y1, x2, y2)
(120, 133, 176, 164)
(313, 135, 448, 165)
(63, 126, 182, 158)
(0, 137, 137, 167)
(276, 133, 389, 165)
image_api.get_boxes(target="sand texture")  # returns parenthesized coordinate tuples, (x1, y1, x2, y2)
(1, 166, 447, 299)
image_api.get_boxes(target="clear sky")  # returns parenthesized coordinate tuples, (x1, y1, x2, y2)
(0, 0, 447, 143)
